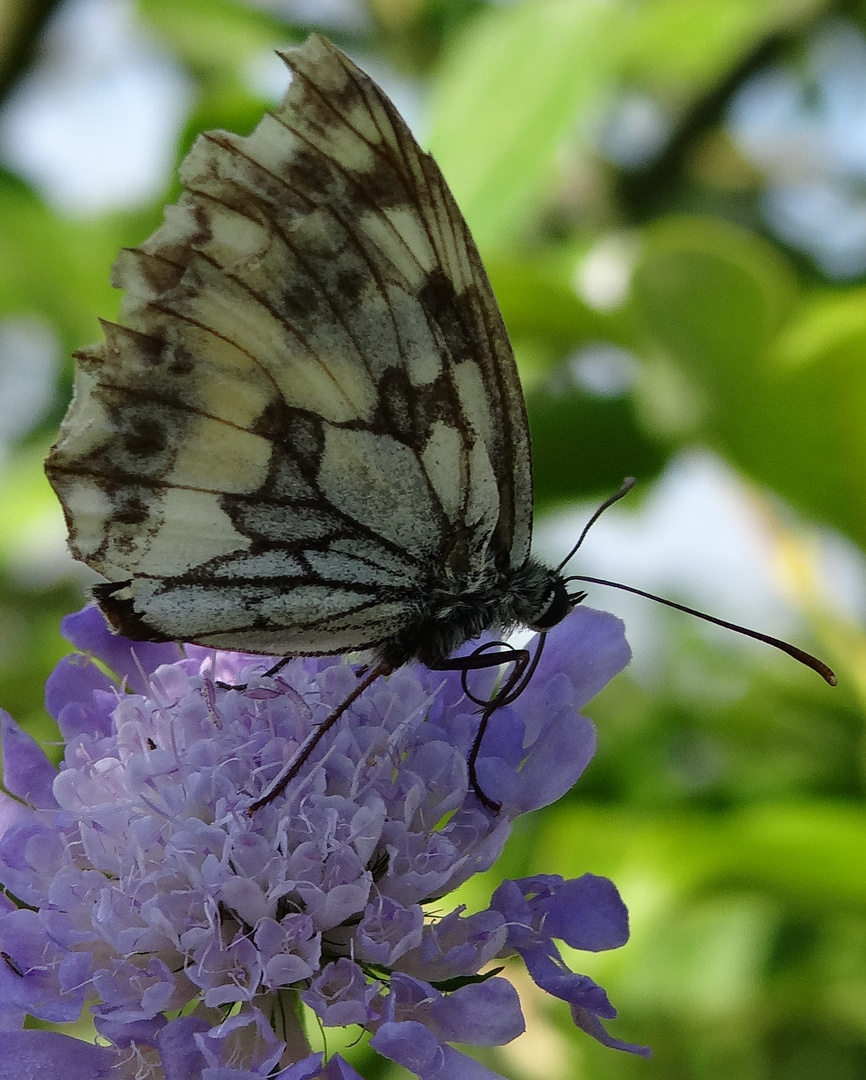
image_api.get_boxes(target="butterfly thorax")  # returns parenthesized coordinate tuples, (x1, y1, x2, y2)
(379, 558, 571, 669)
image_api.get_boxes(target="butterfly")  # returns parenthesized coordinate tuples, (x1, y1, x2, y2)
(45, 34, 580, 807)
(45, 34, 834, 809)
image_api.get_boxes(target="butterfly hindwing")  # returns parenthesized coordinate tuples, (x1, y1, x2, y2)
(46, 34, 534, 656)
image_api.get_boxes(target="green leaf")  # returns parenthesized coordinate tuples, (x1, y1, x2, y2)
(428, 0, 622, 251)
(428, 0, 831, 252)
(139, 0, 293, 82)
(628, 215, 866, 548)
(620, 0, 829, 97)
(535, 802, 866, 907)
(0, 181, 127, 356)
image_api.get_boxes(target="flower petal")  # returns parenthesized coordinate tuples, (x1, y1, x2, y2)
(45, 654, 116, 739)
(0, 1030, 115, 1078)
(371, 1020, 510, 1080)
(0, 712, 57, 808)
(530, 873, 630, 951)
(60, 605, 183, 689)
(540, 607, 632, 710)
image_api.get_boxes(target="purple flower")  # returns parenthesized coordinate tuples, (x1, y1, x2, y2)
(0, 604, 648, 1077)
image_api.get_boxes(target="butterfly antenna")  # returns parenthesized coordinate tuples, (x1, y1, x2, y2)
(556, 477, 636, 573)
(565, 573, 837, 685)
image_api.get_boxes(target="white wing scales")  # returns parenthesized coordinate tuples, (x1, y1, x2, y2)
(46, 34, 535, 658)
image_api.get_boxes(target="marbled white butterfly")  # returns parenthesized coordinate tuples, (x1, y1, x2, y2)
(46, 34, 834, 809)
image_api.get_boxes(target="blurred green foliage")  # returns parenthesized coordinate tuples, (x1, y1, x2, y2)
(0, 0, 864, 1076)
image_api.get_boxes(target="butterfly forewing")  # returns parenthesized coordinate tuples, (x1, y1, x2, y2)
(46, 34, 534, 657)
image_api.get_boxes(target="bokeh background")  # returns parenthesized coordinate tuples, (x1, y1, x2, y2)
(1, 0, 864, 1076)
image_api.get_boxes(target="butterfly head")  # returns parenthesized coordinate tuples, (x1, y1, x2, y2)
(500, 557, 585, 639)
(523, 571, 578, 633)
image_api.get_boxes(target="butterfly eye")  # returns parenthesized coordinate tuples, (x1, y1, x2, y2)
(528, 576, 574, 632)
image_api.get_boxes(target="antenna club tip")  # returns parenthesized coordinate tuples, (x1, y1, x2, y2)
(804, 655, 836, 686)
(792, 653, 836, 686)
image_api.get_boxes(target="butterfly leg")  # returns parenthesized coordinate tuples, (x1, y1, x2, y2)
(467, 698, 507, 813)
(0, 951, 24, 978)
(216, 656, 292, 692)
(434, 643, 535, 813)
(248, 661, 392, 813)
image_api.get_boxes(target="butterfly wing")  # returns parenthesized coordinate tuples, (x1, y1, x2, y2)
(46, 34, 533, 656)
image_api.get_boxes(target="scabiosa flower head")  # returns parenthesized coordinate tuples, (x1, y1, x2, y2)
(0, 604, 648, 1077)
